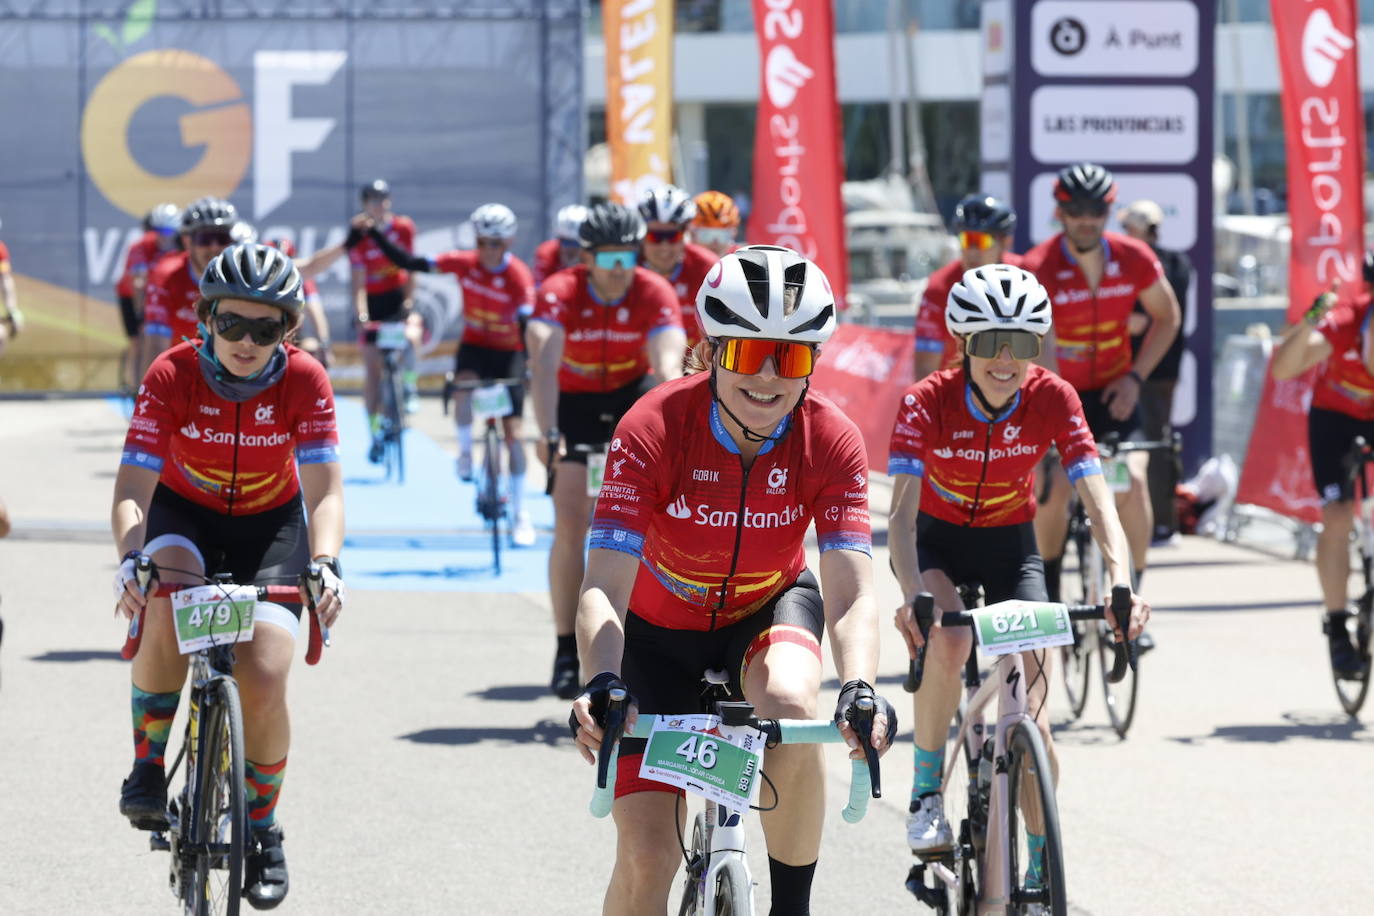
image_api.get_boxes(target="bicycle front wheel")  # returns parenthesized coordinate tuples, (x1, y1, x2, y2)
(1004, 719, 1066, 916)
(677, 813, 706, 916)
(1059, 622, 1091, 721)
(484, 423, 503, 574)
(712, 859, 752, 916)
(1096, 621, 1139, 738)
(1333, 593, 1373, 716)
(187, 680, 245, 916)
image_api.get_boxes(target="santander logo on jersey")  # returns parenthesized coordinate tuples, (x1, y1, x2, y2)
(666, 494, 805, 530)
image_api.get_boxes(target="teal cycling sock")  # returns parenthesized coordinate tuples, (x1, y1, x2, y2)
(131, 685, 181, 767)
(912, 744, 944, 801)
(1025, 831, 1046, 888)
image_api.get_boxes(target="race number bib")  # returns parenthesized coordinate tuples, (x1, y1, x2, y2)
(586, 451, 607, 498)
(1102, 457, 1132, 493)
(471, 384, 514, 421)
(640, 714, 764, 809)
(971, 600, 1073, 655)
(374, 322, 408, 351)
(172, 585, 256, 654)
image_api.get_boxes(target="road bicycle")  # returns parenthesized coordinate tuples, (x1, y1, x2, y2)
(1331, 437, 1374, 716)
(1057, 434, 1171, 738)
(120, 557, 328, 915)
(589, 672, 882, 915)
(365, 320, 409, 483)
(444, 373, 525, 574)
(904, 585, 1135, 915)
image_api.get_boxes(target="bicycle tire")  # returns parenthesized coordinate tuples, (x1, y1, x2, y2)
(677, 813, 706, 915)
(1060, 526, 1094, 719)
(946, 727, 978, 916)
(1004, 719, 1067, 916)
(388, 359, 407, 484)
(712, 858, 752, 916)
(1333, 591, 1372, 716)
(485, 423, 503, 575)
(1096, 620, 1139, 737)
(188, 680, 245, 916)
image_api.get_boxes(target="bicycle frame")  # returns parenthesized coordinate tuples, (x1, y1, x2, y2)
(686, 796, 754, 915)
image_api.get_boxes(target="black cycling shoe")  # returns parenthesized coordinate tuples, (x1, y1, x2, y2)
(119, 760, 168, 830)
(551, 653, 581, 700)
(243, 824, 289, 910)
(1324, 612, 1367, 680)
(1135, 630, 1156, 655)
(367, 437, 385, 464)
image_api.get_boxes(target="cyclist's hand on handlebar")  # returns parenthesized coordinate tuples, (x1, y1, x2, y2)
(308, 564, 346, 628)
(568, 671, 638, 765)
(540, 433, 561, 469)
(112, 552, 154, 620)
(834, 679, 897, 760)
(1107, 590, 1150, 643)
(894, 600, 924, 657)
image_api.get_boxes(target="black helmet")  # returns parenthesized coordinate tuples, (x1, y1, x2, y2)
(1364, 250, 1374, 285)
(181, 197, 238, 232)
(953, 195, 1016, 235)
(361, 179, 391, 201)
(200, 243, 304, 316)
(579, 202, 645, 250)
(1053, 163, 1117, 205)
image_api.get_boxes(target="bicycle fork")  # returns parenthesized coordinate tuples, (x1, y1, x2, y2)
(687, 799, 754, 915)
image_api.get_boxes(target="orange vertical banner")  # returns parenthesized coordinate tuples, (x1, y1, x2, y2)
(603, 0, 674, 205)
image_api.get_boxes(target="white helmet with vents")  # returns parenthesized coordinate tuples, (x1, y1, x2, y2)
(554, 204, 588, 242)
(470, 203, 517, 240)
(945, 264, 1053, 338)
(638, 184, 697, 226)
(695, 245, 836, 344)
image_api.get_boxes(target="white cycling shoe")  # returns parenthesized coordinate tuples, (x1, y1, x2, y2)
(456, 452, 473, 482)
(512, 512, 536, 547)
(907, 792, 954, 853)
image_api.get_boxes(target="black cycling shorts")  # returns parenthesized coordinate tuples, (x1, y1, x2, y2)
(363, 288, 408, 327)
(118, 295, 141, 339)
(916, 512, 1047, 605)
(614, 570, 825, 797)
(142, 485, 308, 615)
(556, 375, 653, 465)
(1308, 406, 1374, 504)
(454, 343, 525, 416)
(1078, 387, 1144, 444)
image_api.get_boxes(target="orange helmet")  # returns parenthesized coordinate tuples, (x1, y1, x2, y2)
(692, 191, 740, 229)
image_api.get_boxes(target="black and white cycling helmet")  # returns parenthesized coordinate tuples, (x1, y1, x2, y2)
(579, 202, 645, 249)
(471, 203, 517, 240)
(953, 195, 1016, 235)
(638, 184, 697, 227)
(200, 243, 304, 316)
(1053, 162, 1117, 205)
(361, 179, 391, 201)
(696, 245, 836, 345)
(945, 264, 1052, 338)
(555, 204, 589, 242)
(181, 197, 238, 232)
(146, 203, 182, 234)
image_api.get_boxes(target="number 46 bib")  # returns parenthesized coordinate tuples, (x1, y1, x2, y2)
(640, 714, 764, 809)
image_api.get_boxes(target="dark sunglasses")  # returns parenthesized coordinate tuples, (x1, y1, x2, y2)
(476, 238, 507, 249)
(717, 338, 817, 378)
(1060, 201, 1108, 219)
(191, 229, 234, 247)
(214, 311, 287, 346)
(965, 329, 1041, 360)
(646, 228, 685, 243)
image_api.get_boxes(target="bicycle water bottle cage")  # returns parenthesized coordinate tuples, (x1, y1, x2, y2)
(716, 700, 755, 726)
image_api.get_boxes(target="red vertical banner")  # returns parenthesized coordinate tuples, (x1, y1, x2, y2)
(747, 0, 849, 305)
(1235, 0, 1365, 521)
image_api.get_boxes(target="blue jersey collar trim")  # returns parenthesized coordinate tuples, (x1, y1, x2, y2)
(709, 399, 790, 455)
(964, 384, 1021, 424)
(1059, 234, 1112, 267)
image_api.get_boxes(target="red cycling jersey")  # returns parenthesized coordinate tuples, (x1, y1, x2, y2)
(122, 342, 340, 515)
(588, 372, 872, 630)
(434, 250, 535, 351)
(915, 253, 1024, 371)
(143, 251, 203, 343)
(117, 232, 179, 299)
(531, 265, 683, 393)
(649, 243, 718, 348)
(1313, 297, 1374, 420)
(348, 216, 416, 295)
(1021, 232, 1163, 391)
(888, 365, 1101, 527)
(0, 241, 9, 274)
(533, 237, 577, 285)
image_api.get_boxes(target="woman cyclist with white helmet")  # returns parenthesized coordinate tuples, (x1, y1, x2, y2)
(888, 264, 1149, 896)
(533, 203, 591, 284)
(569, 245, 896, 915)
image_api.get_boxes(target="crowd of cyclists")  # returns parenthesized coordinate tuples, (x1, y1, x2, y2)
(0, 155, 1341, 912)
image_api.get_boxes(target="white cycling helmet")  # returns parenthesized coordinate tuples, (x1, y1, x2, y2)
(638, 184, 697, 227)
(555, 204, 589, 242)
(696, 245, 836, 345)
(945, 264, 1052, 338)
(471, 203, 517, 240)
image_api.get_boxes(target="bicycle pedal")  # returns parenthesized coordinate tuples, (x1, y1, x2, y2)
(149, 831, 170, 852)
(911, 844, 955, 864)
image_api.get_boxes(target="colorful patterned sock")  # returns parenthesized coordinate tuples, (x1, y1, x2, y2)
(1025, 831, 1047, 888)
(369, 413, 382, 436)
(245, 757, 287, 829)
(131, 685, 181, 767)
(912, 744, 944, 802)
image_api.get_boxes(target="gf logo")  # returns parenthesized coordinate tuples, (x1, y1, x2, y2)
(1002, 424, 1021, 443)
(80, 49, 345, 219)
(1301, 9, 1354, 88)
(255, 404, 275, 424)
(767, 467, 788, 490)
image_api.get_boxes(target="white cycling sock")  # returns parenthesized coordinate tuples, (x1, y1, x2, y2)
(510, 473, 525, 519)
(457, 425, 473, 455)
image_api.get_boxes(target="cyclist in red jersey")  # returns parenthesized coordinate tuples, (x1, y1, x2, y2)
(570, 246, 895, 916)
(366, 202, 539, 546)
(888, 264, 1148, 866)
(0, 227, 22, 359)
(1272, 260, 1374, 679)
(142, 197, 238, 381)
(914, 194, 1027, 379)
(350, 180, 422, 458)
(637, 185, 719, 348)
(264, 228, 365, 370)
(113, 243, 345, 909)
(533, 203, 589, 285)
(117, 204, 182, 390)
(1021, 163, 1180, 624)
(690, 190, 743, 258)
(528, 202, 688, 699)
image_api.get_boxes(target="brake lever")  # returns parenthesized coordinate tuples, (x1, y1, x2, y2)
(120, 556, 158, 661)
(1106, 584, 1136, 682)
(596, 687, 628, 790)
(847, 695, 882, 799)
(904, 592, 935, 693)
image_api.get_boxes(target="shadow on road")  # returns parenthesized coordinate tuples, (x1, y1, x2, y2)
(399, 719, 570, 747)
(30, 649, 125, 663)
(1168, 711, 1371, 744)
(467, 684, 549, 702)
(1049, 722, 1123, 746)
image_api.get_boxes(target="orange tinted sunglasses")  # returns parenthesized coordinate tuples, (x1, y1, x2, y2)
(717, 338, 816, 378)
(958, 230, 997, 251)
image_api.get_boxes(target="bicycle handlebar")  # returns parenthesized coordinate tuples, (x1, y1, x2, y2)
(120, 558, 329, 666)
(1095, 432, 1179, 459)
(904, 593, 936, 693)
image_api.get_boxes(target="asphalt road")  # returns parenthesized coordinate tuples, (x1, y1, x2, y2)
(0, 397, 1369, 915)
